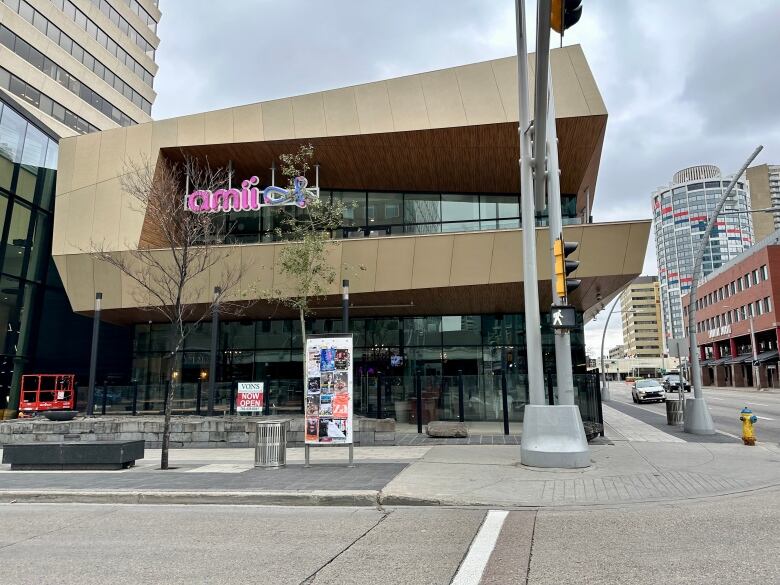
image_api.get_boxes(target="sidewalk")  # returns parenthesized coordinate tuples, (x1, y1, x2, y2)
(2, 439, 778, 508)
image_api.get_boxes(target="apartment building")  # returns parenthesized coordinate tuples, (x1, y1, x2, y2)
(621, 276, 664, 358)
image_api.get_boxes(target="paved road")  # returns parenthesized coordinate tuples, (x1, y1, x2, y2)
(1, 495, 779, 584)
(607, 381, 780, 444)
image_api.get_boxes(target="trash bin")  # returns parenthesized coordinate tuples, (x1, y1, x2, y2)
(665, 397, 684, 426)
(255, 419, 290, 468)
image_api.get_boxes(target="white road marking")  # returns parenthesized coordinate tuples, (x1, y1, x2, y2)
(451, 510, 508, 585)
(186, 464, 253, 473)
(717, 429, 741, 440)
(747, 402, 771, 407)
(707, 397, 725, 401)
(602, 404, 686, 442)
(756, 416, 775, 421)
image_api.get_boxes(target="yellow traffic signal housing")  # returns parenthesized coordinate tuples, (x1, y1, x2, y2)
(551, 0, 583, 34)
(554, 236, 581, 300)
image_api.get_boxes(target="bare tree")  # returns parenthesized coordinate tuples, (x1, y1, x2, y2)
(91, 155, 248, 469)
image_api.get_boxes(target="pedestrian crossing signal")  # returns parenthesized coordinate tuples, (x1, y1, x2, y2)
(553, 236, 581, 300)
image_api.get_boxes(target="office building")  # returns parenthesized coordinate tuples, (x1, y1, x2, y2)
(0, 0, 159, 417)
(0, 0, 159, 136)
(653, 165, 754, 343)
(608, 345, 624, 360)
(47, 46, 650, 423)
(746, 164, 780, 242)
(684, 231, 780, 389)
(620, 276, 663, 358)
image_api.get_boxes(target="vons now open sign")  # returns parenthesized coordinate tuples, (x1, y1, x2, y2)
(236, 382, 264, 413)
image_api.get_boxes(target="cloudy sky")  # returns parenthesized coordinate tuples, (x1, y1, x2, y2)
(153, 0, 780, 355)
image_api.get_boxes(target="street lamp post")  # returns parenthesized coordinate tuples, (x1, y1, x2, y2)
(685, 145, 763, 434)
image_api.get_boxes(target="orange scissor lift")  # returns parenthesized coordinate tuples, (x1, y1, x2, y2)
(19, 374, 76, 416)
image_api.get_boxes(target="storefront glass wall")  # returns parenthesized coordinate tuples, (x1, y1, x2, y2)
(129, 313, 588, 423)
(0, 98, 58, 412)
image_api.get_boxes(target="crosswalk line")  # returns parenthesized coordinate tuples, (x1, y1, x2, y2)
(451, 510, 508, 585)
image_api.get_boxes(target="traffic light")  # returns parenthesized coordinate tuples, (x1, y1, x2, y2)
(551, 0, 583, 34)
(553, 235, 581, 300)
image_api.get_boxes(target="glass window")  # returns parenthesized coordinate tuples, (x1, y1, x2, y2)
(0, 104, 27, 166)
(441, 194, 479, 223)
(441, 315, 482, 345)
(366, 192, 402, 225)
(480, 195, 519, 229)
(404, 193, 441, 225)
(403, 317, 442, 346)
(4, 201, 32, 278)
(333, 191, 365, 227)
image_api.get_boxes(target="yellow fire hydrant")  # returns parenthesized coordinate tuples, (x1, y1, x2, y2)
(740, 406, 758, 446)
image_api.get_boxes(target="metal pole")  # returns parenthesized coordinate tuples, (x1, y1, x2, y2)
(86, 292, 102, 416)
(100, 383, 108, 415)
(131, 381, 138, 416)
(458, 370, 465, 422)
(600, 291, 625, 402)
(196, 380, 202, 415)
(208, 286, 221, 416)
(264, 374, 271, 416)
(532, 0, 552, 214)
(415, 370, 422, 434)
(376, 372, 383, 419)
(342, 280, 349, 332)
(501, 372, 510, 435)
(516, 0, 544, 404)
(686, 145, 763, 434)
(545, 63, 575, 406)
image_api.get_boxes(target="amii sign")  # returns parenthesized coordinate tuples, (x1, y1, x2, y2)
(185, 175, 318, 213)
(235, 382, 264, 413)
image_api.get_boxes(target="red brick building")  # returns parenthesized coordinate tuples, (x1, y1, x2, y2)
(683, 236, 780, 389)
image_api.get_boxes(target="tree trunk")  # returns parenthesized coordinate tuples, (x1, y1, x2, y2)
(161, 326, 182, 470)
(299, 307, 307, 411)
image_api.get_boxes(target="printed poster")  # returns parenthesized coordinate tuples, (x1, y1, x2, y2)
(236, 382, 264, 413)
(305, 334, 353, 444)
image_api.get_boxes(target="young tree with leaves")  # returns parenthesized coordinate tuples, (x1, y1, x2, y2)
(266, 144, 355, 397)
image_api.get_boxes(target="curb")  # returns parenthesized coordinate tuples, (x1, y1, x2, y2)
(0, 489, 380, 507)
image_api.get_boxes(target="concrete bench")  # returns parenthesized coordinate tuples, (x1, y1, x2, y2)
(2, 440, 145, 470)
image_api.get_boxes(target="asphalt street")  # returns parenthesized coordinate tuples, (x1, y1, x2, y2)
(607, 381, 780, 444)
(1, 494, 779, 585)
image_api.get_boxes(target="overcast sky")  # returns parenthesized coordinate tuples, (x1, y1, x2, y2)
(153, 0, 780, 356)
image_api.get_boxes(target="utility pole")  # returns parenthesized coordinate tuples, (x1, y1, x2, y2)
(517, 0, 589, 469)
(685, 145, 763, 434)
(515, 0, 545, 406)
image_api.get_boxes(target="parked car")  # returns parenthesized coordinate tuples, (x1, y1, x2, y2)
(632, 379, 666, 403)
(662, 374, 690, 392)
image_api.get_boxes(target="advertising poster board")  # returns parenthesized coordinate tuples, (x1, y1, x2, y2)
(305, 334, 353, 445)
(236, 382, 264, 413)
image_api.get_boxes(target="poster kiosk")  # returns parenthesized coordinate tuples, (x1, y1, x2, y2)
(303, 333, 355, 467)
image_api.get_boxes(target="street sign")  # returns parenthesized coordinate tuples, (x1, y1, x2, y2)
(550, 305, 576, 330)
(236, 382, 264, 413)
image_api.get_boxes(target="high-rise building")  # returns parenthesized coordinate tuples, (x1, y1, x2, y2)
(0, 0, 159, 137)
(608, 345, 624, 360)
(0, 0, 159, 417)
(746, 164, 780, 242)
(620, 276, 663, 358)
(653, 165, 754, 343)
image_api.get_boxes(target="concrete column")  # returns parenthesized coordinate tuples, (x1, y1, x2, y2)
(732, 364, 745, 387)
(730, 338, 738, 358)
(758, 365, 769, 389)
(714, 366, 727, 387)
(702, 367, 713, 386)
